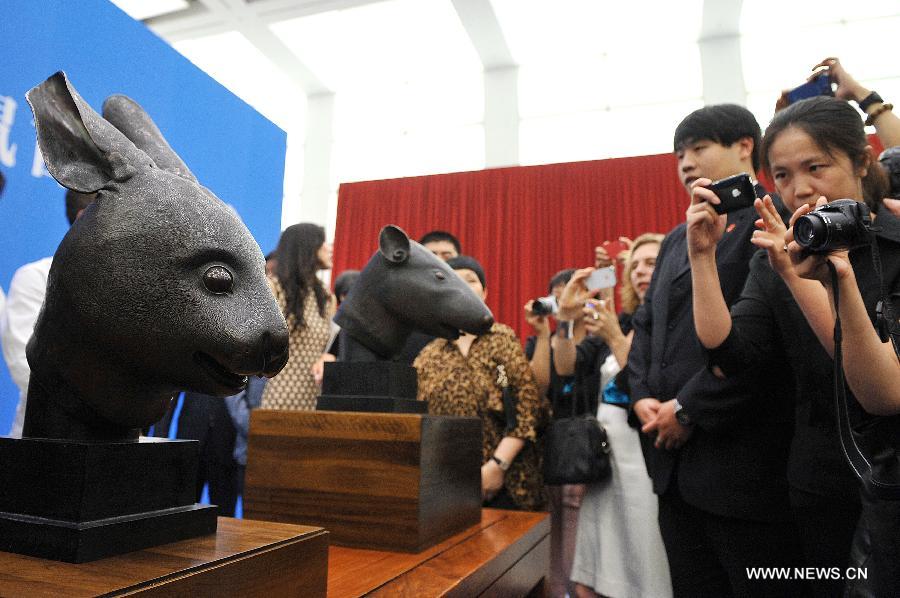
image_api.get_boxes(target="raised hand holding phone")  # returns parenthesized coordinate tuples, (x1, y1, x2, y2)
(586, 266, 616, 291)
(686, 178, 727, 258)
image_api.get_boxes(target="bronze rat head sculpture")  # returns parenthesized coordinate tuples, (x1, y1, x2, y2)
(334, 225, 494, 360)
(22, 72, 289, 441)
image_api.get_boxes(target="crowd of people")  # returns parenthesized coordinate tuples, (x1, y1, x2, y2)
(3, 56, 900, 596)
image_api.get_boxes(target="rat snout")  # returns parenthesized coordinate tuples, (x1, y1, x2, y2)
(476, 313, 494, 334)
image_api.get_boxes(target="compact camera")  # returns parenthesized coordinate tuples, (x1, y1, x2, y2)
(532, 295, 558, 316)
(793, 199, 874, 254)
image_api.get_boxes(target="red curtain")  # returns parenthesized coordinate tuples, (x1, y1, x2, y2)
(332, 153, 688, 342)
(332, 136, 886, 342)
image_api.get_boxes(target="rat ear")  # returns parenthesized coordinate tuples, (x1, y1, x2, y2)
(379, 225, 411, 264)
(103, 95, 197, 183)
(26, 71, 153, 193)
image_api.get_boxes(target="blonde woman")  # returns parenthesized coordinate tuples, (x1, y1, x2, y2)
(555, 233, 671, 598)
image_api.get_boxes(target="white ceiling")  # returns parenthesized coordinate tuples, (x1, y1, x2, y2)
(108, 0, 900, 227)
(118, 0, 900, 132)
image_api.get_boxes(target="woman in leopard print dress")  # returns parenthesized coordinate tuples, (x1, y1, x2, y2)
(414, 256, 546, 511)
(262, 223, 334, 411)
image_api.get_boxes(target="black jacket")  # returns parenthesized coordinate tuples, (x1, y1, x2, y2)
(627, 188, 796, 522)
(709, 207, 900, 500)
(571, 313, 633, 416)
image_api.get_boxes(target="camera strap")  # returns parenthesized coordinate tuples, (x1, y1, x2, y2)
(829, 254, 900, 499)
(869, 236, 900, 348)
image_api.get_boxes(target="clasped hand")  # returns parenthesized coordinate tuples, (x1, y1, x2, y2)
(635, 398, 692, 450)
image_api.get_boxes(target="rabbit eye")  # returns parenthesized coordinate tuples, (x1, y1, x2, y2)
(203, 266, 233, 294)
(434, 270, 446, 281)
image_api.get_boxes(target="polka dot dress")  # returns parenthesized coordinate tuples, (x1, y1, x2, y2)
(262, 276, 333, 411)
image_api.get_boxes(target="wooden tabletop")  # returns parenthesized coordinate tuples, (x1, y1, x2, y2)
(0, 518, 328, 597)
(328, 509, 549, 597)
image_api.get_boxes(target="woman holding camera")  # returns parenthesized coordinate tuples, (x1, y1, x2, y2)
(554, 233, 671, 598)
(687, 95, 900, 595)
(790, 212, 900, 414)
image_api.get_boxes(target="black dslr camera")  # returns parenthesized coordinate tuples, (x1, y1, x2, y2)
(793, 199, 874, 254)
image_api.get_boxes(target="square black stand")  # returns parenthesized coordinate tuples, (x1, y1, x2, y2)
(316, 361, 427, 413)
(0, 436, 217, 563)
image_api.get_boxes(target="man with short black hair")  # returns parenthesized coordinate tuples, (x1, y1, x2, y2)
(627, 104, 804, 596)
(418, 230, 461, 261)
(1, 189, 95, 437)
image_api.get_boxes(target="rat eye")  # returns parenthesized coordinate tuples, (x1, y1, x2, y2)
(434, 270, 446, 281)
(203, 265, 234, 294)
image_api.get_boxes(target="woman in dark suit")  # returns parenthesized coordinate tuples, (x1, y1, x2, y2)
(687, 95, 899, 596)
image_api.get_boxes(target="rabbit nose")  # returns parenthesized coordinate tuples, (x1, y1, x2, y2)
(261, 327, 290, 378)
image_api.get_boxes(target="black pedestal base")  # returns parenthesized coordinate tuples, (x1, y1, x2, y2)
(0, 503, 217, 563)
(321, 361, 417, 398)
(319, 361, 427, 413)
(316, 395, 427, 413)
(0, 436, 217, 562)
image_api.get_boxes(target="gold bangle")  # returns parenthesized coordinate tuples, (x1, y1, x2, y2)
(865, 103, 893, 127)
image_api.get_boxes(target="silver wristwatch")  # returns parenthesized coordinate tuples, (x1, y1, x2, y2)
(491, 454, 511, 471)
(674, 399, 692, 426)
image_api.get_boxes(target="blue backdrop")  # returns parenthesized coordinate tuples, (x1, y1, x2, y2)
(0, 0, 287, 433)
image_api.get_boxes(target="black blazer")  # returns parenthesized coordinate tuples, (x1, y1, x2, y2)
(627, 189, 796, 521)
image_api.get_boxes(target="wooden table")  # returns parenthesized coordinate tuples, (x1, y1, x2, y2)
(0, 518, 328, 597)
(328, 509, 549, 597)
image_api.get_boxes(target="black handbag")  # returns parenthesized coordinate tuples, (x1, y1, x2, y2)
(542, 378, 611, 485)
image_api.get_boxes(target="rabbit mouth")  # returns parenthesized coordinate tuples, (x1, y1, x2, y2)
(194, 351, 249, 392)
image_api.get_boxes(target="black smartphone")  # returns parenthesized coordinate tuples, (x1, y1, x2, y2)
(787, 73, 835, 105)
(708, 173, 756, 215)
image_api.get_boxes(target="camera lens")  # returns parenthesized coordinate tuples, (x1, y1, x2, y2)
(794, 214, 829, 252)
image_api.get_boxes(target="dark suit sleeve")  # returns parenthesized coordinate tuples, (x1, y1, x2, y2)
(627, 231, 674, 403)
(678, 254, 781, 432)
(706, 254, 780, 376)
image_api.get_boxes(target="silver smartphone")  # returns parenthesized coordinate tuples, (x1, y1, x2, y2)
(586, 266, 616, 290)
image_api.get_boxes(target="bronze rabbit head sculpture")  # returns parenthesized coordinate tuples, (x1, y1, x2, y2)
(22, 72, 289, 441)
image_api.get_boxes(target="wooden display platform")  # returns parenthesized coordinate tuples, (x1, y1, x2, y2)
(244, 409, 482, 552)
(328, 509, 549, 597)
(0, 517, 328, 597)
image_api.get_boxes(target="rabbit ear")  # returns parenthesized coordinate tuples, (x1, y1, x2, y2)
(102, 95, 197, 183)
(379, 225, 411, 264)
(26, 71, 153, 193)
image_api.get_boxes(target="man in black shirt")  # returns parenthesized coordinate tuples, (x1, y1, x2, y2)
(627, 105, 805, 597)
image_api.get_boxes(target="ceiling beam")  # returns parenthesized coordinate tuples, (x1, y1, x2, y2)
(451, 0, 515, 69)
(148, 0, 337, 95)
(144, 2, 231, 42)
(698, 0, 746, 105)
(252, 0, 391, 24)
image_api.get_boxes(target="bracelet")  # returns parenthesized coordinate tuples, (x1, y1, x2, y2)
(858, 91, 884, 113)
(556, 320, 574, 339)
(865, 103, 893, 127)
(491, 454, 511, 471)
